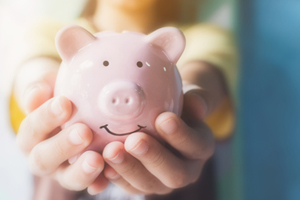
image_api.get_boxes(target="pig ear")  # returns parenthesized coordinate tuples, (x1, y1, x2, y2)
(55, 25, 96, 62)
(146, 27, 185, 64)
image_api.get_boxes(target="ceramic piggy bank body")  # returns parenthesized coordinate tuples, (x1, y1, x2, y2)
(54, 26, 185, 152)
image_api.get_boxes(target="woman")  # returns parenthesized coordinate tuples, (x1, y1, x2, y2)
(10, 0, 237, 199)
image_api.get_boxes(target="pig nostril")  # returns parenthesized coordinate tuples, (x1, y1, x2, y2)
(98, 81, 145, 120)
(112, 98, 118, 104)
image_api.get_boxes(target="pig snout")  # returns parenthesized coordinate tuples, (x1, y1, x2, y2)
(98, 81, 145, 120)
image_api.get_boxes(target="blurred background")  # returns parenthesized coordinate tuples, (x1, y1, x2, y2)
(0, 0, 299, 200)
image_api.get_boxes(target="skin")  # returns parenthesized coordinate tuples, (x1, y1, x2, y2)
(14, 0, 227, 199)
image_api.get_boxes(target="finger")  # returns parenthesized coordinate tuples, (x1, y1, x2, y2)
(27, 123, 93, 176)
(14, 58, 59, 113)
(180, 61, 226, 120)
(16, 96, 72, 155)
(55, 151, 105, 191)
(103, 142, 170, 194)
(125, 132, 202, 189)
(155, 112, 215, 160)
(103, 165, 142, 195)
(87, 173, 110, 195)
(22, 80, 53, 114)
(182, 87, 209, 121)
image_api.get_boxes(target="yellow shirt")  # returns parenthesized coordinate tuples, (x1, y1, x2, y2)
(9, 18, 238, 140)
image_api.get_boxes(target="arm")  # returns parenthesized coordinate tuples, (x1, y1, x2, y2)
(93, 61, 226, 195)
(14, 58, 109, 197)
(14, 21, 236, 197)
(12, 18, 110, 196)
(94, 24, 238, 196)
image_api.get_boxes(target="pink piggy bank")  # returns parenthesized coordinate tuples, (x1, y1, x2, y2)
(54, 26, 185, 152)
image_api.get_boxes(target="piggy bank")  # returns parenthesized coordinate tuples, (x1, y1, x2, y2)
(54, 25, 185, 152)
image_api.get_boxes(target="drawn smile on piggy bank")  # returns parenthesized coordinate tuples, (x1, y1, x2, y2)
(98, 81, 147, 136)
(54, 25, 185, 152)
(100, 124, 147, 136)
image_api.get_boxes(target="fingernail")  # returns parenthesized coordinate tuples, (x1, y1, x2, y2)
(25, 85, 40, 100)
(51, 97, 63, 116)
(107, 152, 124, 164)
(87, 187, 98, 196)
(128, 140, 149, 155)
(82, 159, 97, 174)
(24, 85, 42, 112)
(191, 93, 208, 117)
(109, 173, 121, 180)
(106, 170, 121, 180)
(68, 155, 79, 164)
(160, 118, 178, 134)
(69, 128, 83, 145)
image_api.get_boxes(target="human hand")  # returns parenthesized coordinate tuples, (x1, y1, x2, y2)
(13, 57, 60, 114)
(16, 96, 109, 192)
(97, 89, 214, 195)
(15, 58, 109, 193)
(89, 61, 225, 195)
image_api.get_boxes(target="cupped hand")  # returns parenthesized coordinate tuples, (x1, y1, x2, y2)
(15, 58, 109, 193)
(98, 88, 215, 195)
(96, 60, 223, 196)
(16, 96, 108, 191)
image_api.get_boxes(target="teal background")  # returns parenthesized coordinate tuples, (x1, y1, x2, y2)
(239, 0, 300, 200)
(201, 1, 244, 200)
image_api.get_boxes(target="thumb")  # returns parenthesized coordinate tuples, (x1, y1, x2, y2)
(21, 80, 53, 114)
(182, 83, 210, 121)
(13, 58, 59, 114)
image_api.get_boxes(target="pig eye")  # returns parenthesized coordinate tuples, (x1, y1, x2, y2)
(103, 61, 109, 67)
(137, 61, 143, 68)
